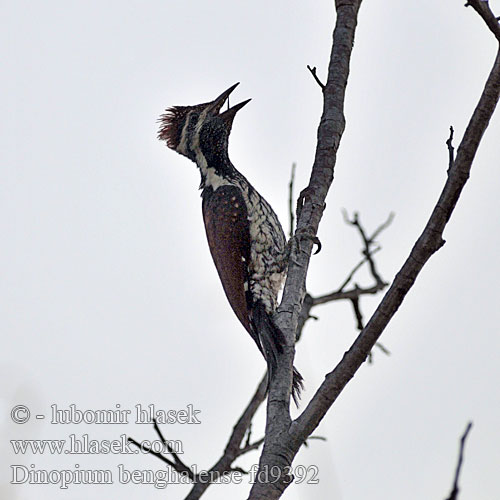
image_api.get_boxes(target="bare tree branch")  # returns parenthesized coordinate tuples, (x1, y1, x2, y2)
(294, 211, 391, 345)
(129, 375, 267, 500)
(312, 211, 391, 322)
(184, 375, 267, 499)
(249, 1, 364, 498)
(444, 422, 473, 500)
(313, 281, 384, 304)
(249, 1, 500, 498)
(292, 38, 500, 447)
(465, 0, 500, 41)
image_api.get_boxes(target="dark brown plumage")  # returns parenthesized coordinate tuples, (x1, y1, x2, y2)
(158, 83, 303, 404)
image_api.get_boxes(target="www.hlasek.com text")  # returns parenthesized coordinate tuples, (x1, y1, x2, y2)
(11, 433, 184, 455)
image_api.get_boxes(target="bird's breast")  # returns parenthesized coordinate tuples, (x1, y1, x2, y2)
(237, 186, 287, 312)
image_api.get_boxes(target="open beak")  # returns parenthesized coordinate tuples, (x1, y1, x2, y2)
(209, 83, 251, 122)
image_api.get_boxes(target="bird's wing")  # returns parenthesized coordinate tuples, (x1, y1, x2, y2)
(202, 185, 254, 337)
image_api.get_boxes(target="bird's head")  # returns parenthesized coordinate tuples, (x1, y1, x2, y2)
(158, 83, 251, 164)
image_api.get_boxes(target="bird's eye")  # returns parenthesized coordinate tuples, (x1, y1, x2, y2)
(188, 112, 199, 129)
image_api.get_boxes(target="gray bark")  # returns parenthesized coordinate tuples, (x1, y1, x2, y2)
(248, 0, 500, 498)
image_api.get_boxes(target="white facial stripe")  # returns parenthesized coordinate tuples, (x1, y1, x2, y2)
(177, 111, 192, 155)
(194, 108, 210, 136)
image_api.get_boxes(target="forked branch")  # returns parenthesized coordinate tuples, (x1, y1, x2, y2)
(293, 41, 500, 445)
(251, 1, 500, 498)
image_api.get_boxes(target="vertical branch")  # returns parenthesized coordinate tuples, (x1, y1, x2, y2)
(288, 163, 296, 239)
(252, 2, 499, 500)
(249, 1, 364, 499)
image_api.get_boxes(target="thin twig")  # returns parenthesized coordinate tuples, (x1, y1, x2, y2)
(349, 294, 390, 363)
(370, 212, 395, 242)
(153, 418, 194, 475)
(342, 210, 387, 286)
(447, 126, 455, 173)
(307, 65, 325, 89)
(302, 435, 327, 448)
(236, 437, 265, 458)
(375, 341, 391, 355)
(289, 163, 296, 238)
(444, 422, 473, 500)
(313, 282, 385, 305)
(350, 295, 364, 330)
(128, 419, 196, 480)
(128, 437, 186, 474)
(337, 256, 369, 292)
(337, 248, 380, 293)
(244, 423, 252, 448)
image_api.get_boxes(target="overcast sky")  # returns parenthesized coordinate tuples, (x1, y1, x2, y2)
(2, 1, 500, 499)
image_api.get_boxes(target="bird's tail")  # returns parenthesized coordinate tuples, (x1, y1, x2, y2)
(251, 302, 304, 406)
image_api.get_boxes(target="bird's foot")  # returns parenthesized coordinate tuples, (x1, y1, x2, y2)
(285, 231, 322, 268)
(288, 231, 321, 256)
(297, 231, 322, 255)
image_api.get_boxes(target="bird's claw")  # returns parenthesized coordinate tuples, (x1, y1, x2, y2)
(296, 232, 322, 255)
(286, 233, 322, 264)
(308, 235, 322, 255)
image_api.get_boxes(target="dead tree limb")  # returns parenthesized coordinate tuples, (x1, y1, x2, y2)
(128, 375, 267, 499)
(249, 1, 364, 498)
(249, 0, 500, 498)
(293, 38, 500, 448)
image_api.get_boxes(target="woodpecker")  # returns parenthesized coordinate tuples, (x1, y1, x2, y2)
(158, 83, 302, 403)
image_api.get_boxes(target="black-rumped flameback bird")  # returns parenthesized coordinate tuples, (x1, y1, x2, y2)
(158, 83, 302, 404)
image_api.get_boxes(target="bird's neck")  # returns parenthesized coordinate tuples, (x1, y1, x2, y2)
(195, 148, 238, 191)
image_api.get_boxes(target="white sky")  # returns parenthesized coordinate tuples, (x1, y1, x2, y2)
(2, 1, 499, 499)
